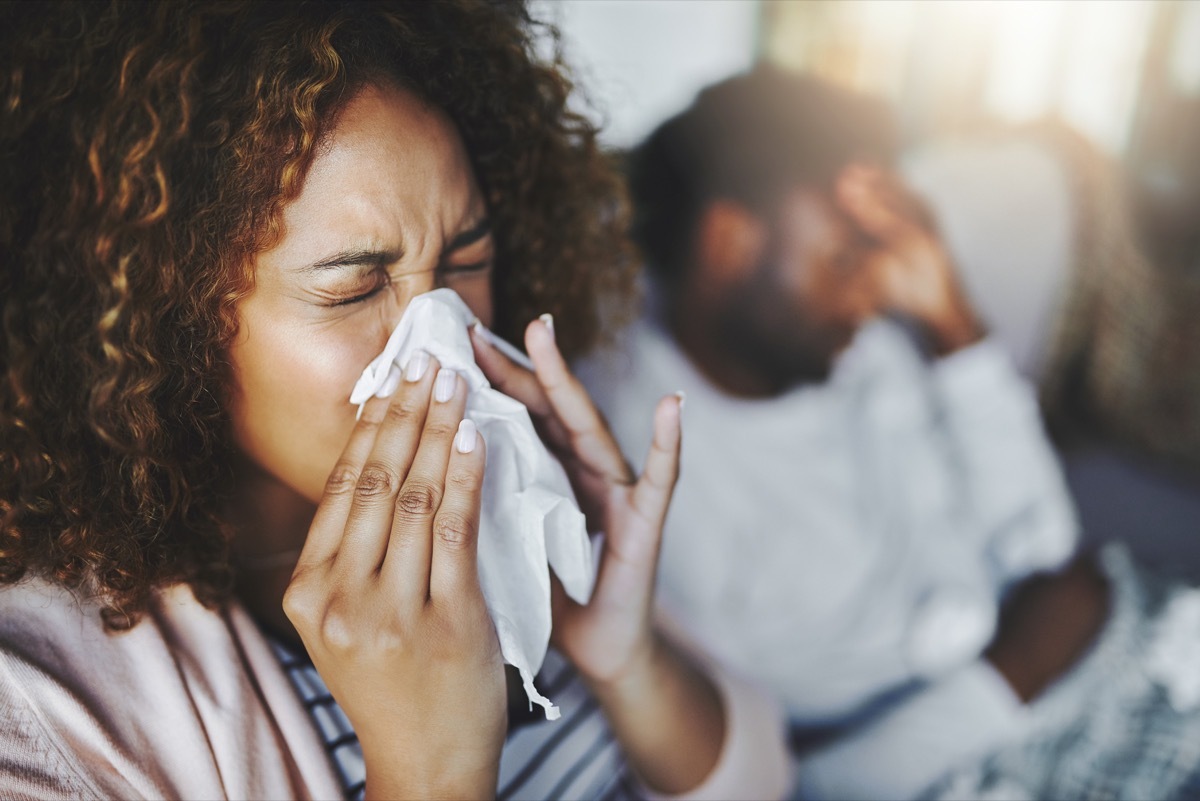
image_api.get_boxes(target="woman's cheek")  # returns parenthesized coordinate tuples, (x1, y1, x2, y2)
(268, 328, 373, 500)
(318, 329, 380, 416)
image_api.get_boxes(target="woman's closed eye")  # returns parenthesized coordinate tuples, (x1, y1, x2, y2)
(328, 284, 387, 307)
(320, 270, 391, 307)
(312, 229, 493, 307)
(315, 260, 491, 307)
(439, 259, 492, 277)
(439, 218, 494, 282)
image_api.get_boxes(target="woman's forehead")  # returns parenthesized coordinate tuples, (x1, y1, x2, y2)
(268, 84, 482, 267)
(313, 84, 471, 196)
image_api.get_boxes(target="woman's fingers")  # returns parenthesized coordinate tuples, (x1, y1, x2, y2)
(524, 317, 634, 484)
(471, 321, 576, 456)
(629, 393, 684, 533)
(298, 365, 406, 573)
(330, 352, 439, 583)
(470, 323, 552, 417)
(382, 368, 469, 602)
(426, 419, 486, 602)
(301, 344, 487, 610)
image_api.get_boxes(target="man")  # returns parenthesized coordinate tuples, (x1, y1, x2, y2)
(579, 67, 1120, 798)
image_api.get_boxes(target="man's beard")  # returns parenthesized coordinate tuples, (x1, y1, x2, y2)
(712, 260, 853, 395)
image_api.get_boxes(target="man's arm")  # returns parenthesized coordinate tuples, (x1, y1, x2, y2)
(837, 165, 1078, 581)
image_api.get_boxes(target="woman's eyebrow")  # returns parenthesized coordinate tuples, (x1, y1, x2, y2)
(299, 218, 489, 274)
(301, 247, 402, 274)
(445, 217, 492, 252)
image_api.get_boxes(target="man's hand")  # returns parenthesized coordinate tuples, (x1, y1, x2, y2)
(836, 165, 986, 356)
(985, 556, 1110, 703)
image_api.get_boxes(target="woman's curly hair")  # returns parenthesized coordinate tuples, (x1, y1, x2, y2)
(0, 0, 634, 627)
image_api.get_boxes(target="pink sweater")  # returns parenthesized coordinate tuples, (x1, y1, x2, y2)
(0, 577, 790, 800)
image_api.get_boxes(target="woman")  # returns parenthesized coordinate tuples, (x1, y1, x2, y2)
(0, 2, 789, 798)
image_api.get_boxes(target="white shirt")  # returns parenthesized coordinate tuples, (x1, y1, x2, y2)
(579, 315, 1078, 798)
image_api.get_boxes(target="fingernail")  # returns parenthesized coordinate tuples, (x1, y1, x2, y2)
(434, 368, 457, 403)
(675, 389, 686, 410)
(405, 349, 429, 382)
(470, 318, 495, 346)
(455, 418, 477, 454)
(539, 313, 554, 338)
(376, 364, 403, 398)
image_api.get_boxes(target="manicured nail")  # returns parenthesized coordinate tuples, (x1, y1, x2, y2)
(455, 418, 477, 453)
(463, 316, 492, 347)
(434, 368, 457, 403)
(675, 390, 686, 410)
(376, 364, 403, 398)
(405, 349, 429, 382)
(539, 313, 554, 338)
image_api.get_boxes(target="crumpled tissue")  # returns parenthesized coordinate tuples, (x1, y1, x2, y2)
(349, 288, 594, 719)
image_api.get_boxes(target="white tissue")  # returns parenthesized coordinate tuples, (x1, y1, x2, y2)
(349, 289, 595, 719)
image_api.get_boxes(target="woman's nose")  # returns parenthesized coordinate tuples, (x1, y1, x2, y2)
(378, 290, 413, 341)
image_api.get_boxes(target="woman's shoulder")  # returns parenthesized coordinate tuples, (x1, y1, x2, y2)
(0, 577, 307, 799)
(0, 577, 154, 797)
(0, 576, 111, 663)
(0, 575, 200, 671)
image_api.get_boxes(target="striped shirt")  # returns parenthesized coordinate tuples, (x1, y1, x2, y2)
(269, 636, 642, 801)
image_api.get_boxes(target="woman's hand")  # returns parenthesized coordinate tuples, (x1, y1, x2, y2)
(472, 318, 725, 795)
(282, 354, 506, 801)
(471, 317, 681, 685)
(836, 165, 985, 356)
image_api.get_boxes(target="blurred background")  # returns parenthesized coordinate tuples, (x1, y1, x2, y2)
(537, 0, 1200, 578)
(541, 0, 1200, 274)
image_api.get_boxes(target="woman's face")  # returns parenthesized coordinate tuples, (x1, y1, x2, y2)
(228, 82, 495, 503)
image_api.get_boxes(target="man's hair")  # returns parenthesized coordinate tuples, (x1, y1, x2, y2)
(628, 64, 898, 284)
(0, 0, 634, 627)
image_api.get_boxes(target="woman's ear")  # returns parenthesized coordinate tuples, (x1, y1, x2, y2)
(694, 199, 768, 289)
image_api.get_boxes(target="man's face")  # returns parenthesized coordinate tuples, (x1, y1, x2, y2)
(713, 189, 876, 390)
